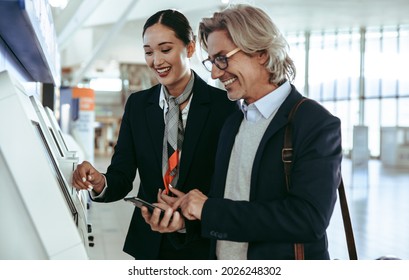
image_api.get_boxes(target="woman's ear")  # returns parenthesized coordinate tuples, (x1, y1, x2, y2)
(187, 41, 196, 58)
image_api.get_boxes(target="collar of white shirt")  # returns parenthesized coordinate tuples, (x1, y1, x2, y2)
(241, 81, 291, 123)
(159, 85, 193, 124)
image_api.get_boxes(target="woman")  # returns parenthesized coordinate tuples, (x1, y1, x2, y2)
(72, 9, 237, 259)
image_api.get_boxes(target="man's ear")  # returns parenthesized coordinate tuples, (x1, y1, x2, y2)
(187, 41, 196, 58)
(257, 50, 269, 65)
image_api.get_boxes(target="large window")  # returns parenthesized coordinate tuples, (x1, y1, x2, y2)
(363, 26, 409, 156)
(287, 25, 409, 158)
(398, 98, 409, 126)
(288, 29, 360, 156)
(364, 99, 380, 157)
(287, 33, 305, 93)
(398, 27, 409, 95)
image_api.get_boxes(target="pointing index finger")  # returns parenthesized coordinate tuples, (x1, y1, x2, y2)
(168, 185, 185, 197)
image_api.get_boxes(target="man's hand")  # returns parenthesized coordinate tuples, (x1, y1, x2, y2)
(172, 189, 208, 221)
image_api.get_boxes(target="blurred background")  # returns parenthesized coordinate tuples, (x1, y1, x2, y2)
(0, 0, 408, 260)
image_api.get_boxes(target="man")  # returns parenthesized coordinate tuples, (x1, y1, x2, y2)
(152, 4, 342, 260)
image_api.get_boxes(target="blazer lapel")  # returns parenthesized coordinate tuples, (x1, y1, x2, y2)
(250, 87, 303, 197)
(177, 74, 211, 188)
(145, 86, 164, 169)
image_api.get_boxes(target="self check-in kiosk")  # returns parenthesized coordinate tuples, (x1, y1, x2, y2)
(44, 106, 86, 168)
(42, 105, 91, 213)
(44, 106, 75, 159)
(31, 96, 79, 165)
(29, 96, 89, 212)
(29, 94, 91, 242)
(0, 70, 88, 259)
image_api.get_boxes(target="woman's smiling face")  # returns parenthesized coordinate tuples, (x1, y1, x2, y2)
(143, 23, 194, 96)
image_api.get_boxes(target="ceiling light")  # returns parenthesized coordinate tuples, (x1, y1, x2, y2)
(89, 78, 122, 92)
(48, 0, 69, 9)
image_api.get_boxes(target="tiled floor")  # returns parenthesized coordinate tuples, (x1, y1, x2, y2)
(327, 160, 409, 260)
(87, 155, 409, 260)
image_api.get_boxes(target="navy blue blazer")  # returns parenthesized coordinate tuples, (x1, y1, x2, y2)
(201, 86, 342, 259)
(93, 72, 238, 259)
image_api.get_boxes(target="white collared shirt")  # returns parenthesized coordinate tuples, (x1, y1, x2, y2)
(159, 85, 193, 130)
(241, 81, 291, 123)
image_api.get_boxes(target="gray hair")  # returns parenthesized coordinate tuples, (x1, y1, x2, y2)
(199, 4, 296, 84)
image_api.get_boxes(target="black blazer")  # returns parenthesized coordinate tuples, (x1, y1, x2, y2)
(201, 86, 342, 259)
(93, 72, 238, 259)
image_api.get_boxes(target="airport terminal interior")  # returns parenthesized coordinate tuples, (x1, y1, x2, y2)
(1, 0, 409, 260)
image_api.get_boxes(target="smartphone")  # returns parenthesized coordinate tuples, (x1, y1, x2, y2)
(124, 196, 165, 218)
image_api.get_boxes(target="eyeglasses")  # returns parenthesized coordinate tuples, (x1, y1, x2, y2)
(202, 48, 241, 72)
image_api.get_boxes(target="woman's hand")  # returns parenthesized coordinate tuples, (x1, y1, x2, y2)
(72, 161, 105, 194)
(159, 185, 185, 207)
(140, 188, 185, 233)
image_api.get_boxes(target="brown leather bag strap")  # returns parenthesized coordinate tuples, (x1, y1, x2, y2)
(282, 97, 357, 260)
(294, 243, 305, 260)
(282, 98, 308, 260)
(283, 98, 308, 191)
(338, 178, 358, 260)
